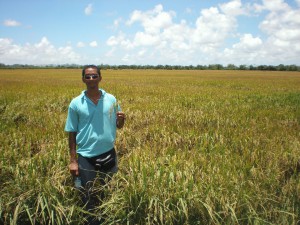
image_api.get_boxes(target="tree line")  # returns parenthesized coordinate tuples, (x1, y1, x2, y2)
(0, 63, 299, 71)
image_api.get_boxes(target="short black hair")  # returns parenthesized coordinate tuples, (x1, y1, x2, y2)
(82, 65, 101, 77)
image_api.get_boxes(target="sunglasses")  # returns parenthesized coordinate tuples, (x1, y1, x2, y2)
(84, 74, 99, 80)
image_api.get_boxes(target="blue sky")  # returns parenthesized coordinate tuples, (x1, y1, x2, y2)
(1, 0, 300, 66)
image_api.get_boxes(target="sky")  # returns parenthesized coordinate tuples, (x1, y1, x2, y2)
(0, 0, 300, 66)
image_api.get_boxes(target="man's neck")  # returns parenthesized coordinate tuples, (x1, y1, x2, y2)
(86, 87, 100, 97)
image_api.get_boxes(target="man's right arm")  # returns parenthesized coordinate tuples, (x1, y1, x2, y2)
(68, 132, 78, 176)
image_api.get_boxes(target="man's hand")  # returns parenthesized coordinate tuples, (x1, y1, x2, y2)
(116, 111, 126, 128)
(69, 161, 79, 176)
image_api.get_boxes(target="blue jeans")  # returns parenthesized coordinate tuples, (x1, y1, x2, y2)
(77, 148, 118, 224)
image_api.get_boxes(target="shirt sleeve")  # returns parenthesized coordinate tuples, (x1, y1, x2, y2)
(65, 104, 78, 132)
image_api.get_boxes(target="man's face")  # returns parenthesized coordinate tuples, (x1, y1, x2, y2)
(82, 67, 101, 88)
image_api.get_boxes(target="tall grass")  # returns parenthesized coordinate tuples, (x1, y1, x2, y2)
(0, 69, 299, 224)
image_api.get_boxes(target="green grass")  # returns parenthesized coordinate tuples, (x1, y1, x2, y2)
(0, 69, 299, 224)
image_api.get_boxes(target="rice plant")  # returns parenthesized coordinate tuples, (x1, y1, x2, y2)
(0, 69, 299, 224)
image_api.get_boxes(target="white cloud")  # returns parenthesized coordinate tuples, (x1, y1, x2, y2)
(89, 41, 98, 47)
(104, 2, 300, 65)
(0, 37, 81, 65)
(223, 26, 300, 65)
(106, 32, 134, 49)
(253, 0, 291, 13)
(122, 54, 130, 62)
(114, 18, 123, 28)
(260, 8, 300, 38)
(3, 19, 21, 27)
(222, 34, 264, 64)
(233, 34, 263, 50)
(133, 32, 160, 46)
(257, 1, 300, 61)
(109, 4, 237, 63)
(138, 49, 147, 56)
(107, 4, 237, 65)
(107, 36, 119, 46)
(276, 28, 300, 42)
(127, 4, 174, 34)
(77, 42, 85, 48)
(219, 0, 248, 16)
(84, 4, 93, 15)
(1, 2, 300, 66)
(261, 0, 290, 12)
(161, 20, 189, 43)
(192, 7, 236, 45)
(185, 8, 192, 14)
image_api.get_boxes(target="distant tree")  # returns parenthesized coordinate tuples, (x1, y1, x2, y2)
(277, 64, 286, 71)
(0, 63, 299, 71)
(196, 64, 205, 70)
(227, 64, 237, 70)
(239, 64, 247, 70)
(268, 65, 277, 71)
(165, 65, 172, 70)
(249, 65, 256, 70)
(208, 64, 223, 70)
(287, 64, 298, 71)
(208, 64, 217, 70)
(257, 65, 269, 70)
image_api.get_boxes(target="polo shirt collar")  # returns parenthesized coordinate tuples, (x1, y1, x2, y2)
(81, 89, 106, 100)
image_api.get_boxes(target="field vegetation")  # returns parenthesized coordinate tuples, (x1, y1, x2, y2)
(0, 69, 299, 224)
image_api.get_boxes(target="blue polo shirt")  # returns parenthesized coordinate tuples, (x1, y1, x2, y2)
(65, 89, 121, 157)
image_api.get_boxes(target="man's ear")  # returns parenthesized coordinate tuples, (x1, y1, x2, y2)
(82, 76, 86, 83)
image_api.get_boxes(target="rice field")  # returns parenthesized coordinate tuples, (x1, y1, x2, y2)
(0, 69, 299, 225)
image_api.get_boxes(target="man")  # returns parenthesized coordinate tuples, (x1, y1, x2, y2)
(65, 65, 125, 224)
